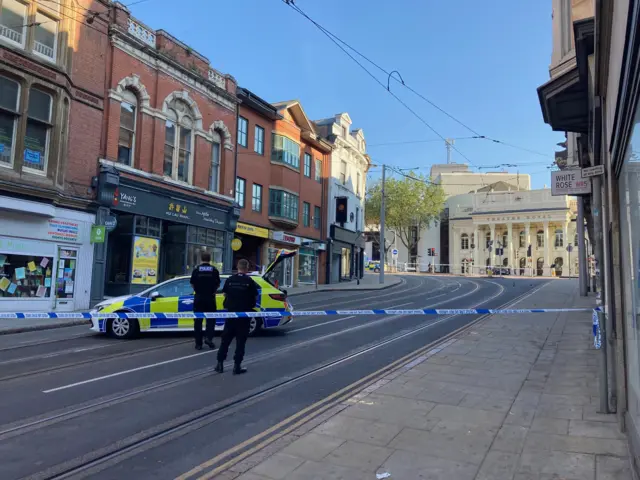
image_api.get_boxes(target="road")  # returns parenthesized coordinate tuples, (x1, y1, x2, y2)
(0, 275, 548, 480)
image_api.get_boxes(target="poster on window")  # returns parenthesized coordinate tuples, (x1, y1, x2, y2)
(131, 236, 160, 285)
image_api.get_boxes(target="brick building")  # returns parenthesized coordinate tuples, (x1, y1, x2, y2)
(93, 4, 241, 299)
(234, 93, 331, 287)
(0, 0, 108, 312)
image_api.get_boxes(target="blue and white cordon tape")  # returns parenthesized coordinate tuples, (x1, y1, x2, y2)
(0, 307, 596, 320)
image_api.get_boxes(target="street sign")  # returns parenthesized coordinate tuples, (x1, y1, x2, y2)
(551, 170, 592, 196)
(567, 245, 573, 253)
(90, 225, 105, 244)
(581, 165, 605, 178)
(392, 248, 398, 257)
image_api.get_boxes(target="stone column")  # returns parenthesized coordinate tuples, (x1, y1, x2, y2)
(543, 221, 550, 276)
(473, 225, 479, 275)
(507, 222, 514, 273)
(490, 224, 496, 269)
(525, 222, 531, 276)
(563, 220, 569, 276)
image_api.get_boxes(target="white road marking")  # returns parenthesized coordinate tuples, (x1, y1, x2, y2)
(0, 344, 114, 366)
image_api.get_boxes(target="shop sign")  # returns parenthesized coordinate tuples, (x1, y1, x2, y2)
(90, 225, 106, 244)
(104, 215, 118, 232)
(236, 222, 269, 239)
(231, 238, 242, 251)
(47, 219, 79, 243)
(131, 236, 160, 285)
(114, 185, 228, 230)
(551, 170, 591, 196)
(272, 231, 301, 245)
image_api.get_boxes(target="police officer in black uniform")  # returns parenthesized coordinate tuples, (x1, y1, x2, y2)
(215, 259, 258, 375)
(190, 251, 220, 350)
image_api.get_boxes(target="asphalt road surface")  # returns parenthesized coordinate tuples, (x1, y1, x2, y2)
(0, 275, 549, 480)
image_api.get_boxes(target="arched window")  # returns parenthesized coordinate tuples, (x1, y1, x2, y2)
(460, 233, 469, 250)
(555, 228, 564, 248)
(164, 98, 194, 183)
(536, 230, 544, 248)
(519, 231, 525, 248)
(210, 130, 221, 192)
(118, 89, 137, 166)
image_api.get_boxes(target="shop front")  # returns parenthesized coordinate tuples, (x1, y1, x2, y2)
(266, 231, 300, 288)
(232, 222, 270, 272)
(327, 225, 365, 283)
(0, 195, 95, 312)
(104, 182, 236, 297)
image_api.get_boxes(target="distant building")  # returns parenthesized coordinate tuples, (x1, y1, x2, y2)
(315, 113, 370, 283)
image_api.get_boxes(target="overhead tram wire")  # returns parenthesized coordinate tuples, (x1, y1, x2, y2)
(282, 1, 553, 161)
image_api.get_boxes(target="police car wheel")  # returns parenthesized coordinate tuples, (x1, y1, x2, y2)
(248, 318, 262, 336)
(108, 316, 139, 339)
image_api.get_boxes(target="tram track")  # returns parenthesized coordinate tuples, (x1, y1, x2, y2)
(22, 279, 516, 480)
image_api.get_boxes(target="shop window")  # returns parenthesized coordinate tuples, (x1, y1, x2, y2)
(56, 248, 77, 299)
(0, 252, 54, 298)
(163, 98, 194, 183)
(0, 0, 60, 60)
(269, 189, 298, 222)
(298, 248, 316, 284)
(271, 134, 300, 169)
(303, 202, 310, 227)
(118, 89, 137, 166)
(24, 87, 52, 174)
(186, 226, 224, 271)
(0, 75, 19, 167)
(134, 216, 161, 237)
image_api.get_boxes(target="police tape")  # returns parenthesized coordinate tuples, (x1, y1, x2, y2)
(0, 308, 599, 320)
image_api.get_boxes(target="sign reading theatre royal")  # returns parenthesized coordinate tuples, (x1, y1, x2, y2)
(114, 185, 227, 229)
(551, 170, 592, 196)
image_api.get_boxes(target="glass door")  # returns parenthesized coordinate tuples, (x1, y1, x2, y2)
(55, 247, 78, 311)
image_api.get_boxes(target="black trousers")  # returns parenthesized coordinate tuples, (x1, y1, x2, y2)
(193, 298, 216, 346)
(217, 318, 251, 364)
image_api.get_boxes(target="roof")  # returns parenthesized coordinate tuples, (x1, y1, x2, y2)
(474, 181, 521, 193)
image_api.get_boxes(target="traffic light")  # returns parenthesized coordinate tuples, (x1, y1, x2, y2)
(427, 248, 432, 257)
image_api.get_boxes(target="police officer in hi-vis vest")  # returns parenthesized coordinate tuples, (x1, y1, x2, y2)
(190, 251, 220, 350)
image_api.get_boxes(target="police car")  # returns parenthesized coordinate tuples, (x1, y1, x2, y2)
(90, 250, 295, 339)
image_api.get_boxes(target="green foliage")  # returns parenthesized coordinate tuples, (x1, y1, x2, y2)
(365, 173, 446, 254)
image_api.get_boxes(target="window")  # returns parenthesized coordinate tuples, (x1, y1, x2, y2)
(33, 11, 57, 60)
(501, 233, 508, 248)
(236, 177, 246, 208)
(0, 0, 59, 60)
(254, 125, 264, 154)
(134, 216, 162, 236)
(238, 116, 248, 147)
(0, 75, 19, 167)
(315, 158, 321, 182)
(163, 99, 194, 183)
(342, 125, 347, 138)
(252, 183, 262, 212)
(356, 206, 359, 230)
(210, 141, 220, 192)
(303, 202, 310, 227)
(340, 160, 347, 184)
(314, 206, 321, 229)
(271, 134, 300, 169)
(461, 233, 469, 250)
(519, 231, 525, 248)
(269, 189, 299, 222)
(485, 232, 491, 248)
(118, 90, 136, 166)
(23, 87, 52, 173)
(555, 228, 564, 248)
(303, 153, 311, 177)
(0, 252, 54, 298)
(537, 230, 544, 248)
(356, 172, 361, 196)
(151, 278, 193, 298)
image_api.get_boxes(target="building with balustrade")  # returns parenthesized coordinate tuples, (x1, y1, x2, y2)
(448, 188, 580, 276)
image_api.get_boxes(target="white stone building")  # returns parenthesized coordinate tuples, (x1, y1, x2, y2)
(315, 113, 370, 283)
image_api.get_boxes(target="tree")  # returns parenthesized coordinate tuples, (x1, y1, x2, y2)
(365, 173, 446, 262)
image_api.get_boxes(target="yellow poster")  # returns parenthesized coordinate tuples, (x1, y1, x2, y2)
(28, 261, 36, 272)
(131, 236, 160, 285)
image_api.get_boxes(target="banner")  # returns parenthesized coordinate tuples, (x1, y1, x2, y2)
(131, 236, 160, 285)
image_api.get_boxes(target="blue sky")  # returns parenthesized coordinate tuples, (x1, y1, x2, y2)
(131, 0, 563, 189)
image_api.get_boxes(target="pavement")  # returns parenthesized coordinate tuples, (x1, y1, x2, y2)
(0, 275, 552, 479)
(216, 279, 633, 480)
(0, 274, 402, 335)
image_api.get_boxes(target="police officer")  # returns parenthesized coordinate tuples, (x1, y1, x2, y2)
(215, 259, 258, 375)
(190, 251, 220, 350)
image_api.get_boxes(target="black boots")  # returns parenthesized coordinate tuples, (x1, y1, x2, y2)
(205, 339, 215, 349)
(214, 361, 224, 373)
(233, 364, 247, 375)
